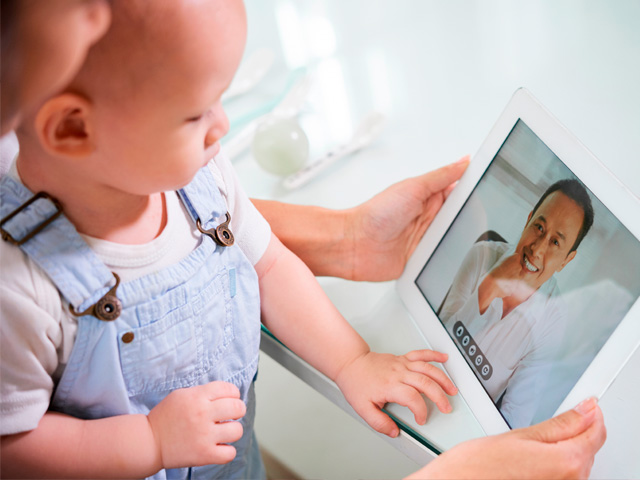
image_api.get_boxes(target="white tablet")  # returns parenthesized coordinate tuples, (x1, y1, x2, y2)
(397, 88, 640, 436)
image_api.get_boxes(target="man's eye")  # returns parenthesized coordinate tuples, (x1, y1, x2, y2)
(535, 224, 543, 232)
(553, 239, 560, 246)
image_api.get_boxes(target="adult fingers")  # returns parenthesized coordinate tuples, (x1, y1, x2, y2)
(562, 405, 606, 464)
(210, 397, 247, 422)
(412, 155, 470, 197)
(574, 408, 606, 478)
(517, 397, 599, 444)
(442, 182, 457, 200)
(536, 405, 606, 479)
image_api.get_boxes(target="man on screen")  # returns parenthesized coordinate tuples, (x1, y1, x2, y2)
(440, 179, 594, 428)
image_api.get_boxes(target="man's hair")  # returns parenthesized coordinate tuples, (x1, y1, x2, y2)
(530, 178, 594, 253)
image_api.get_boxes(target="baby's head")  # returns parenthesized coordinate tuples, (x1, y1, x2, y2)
(17, 0, 246, 194)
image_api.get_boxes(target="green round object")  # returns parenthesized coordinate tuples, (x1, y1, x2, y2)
(252, 117, 309, 176)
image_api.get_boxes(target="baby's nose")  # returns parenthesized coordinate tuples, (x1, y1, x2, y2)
(204, 107, 230, 148)
(204, 128, 217, 149)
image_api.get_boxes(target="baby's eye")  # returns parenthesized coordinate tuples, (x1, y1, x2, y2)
(186, 115, 203, 123)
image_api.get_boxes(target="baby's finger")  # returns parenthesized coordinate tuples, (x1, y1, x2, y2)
(387, 383, 429, 425)
(210, 397, 247, 422)
(406, 361, 458, 396)
(207, 444, 238, 465)
(357, 402, 400, 437)
(402, 372, 452, 415)
(403, 349, 449, 364)
(200, 381, 241, 401)
(212, 419, 244, 445)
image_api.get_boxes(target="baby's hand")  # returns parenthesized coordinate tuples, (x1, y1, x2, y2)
(335, 350, 457, 437)
(147, 381, 246, 469)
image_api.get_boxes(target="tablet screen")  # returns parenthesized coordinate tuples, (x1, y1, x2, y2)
(415, 119, 640, 429)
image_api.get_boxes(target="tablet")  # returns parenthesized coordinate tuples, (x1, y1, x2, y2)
(397, 88, 640, 436)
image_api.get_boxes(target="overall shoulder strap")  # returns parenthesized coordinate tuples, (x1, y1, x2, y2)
(0, 175, 116, 312)
(177, 165, 227, 230)
(177, 165, 235, 247)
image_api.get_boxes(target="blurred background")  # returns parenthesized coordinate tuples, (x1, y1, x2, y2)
(220, 1, 640, 478)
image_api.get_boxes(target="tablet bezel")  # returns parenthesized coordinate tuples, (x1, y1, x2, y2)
(397, 87, 640, 436)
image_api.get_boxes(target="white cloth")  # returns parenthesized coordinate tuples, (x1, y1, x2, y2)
(0, 152, 271, 435)
(440, 241, 567, 428)
(0, 131, 18, 177)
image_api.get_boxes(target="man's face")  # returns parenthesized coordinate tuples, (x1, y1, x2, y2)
(514, 191, 585, 291)
(1, 0, 111, 135)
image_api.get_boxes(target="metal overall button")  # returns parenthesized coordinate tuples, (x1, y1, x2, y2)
(196, 212, 234, 247)
(121, 332, 135, 343)
(69, 273, 123, 321)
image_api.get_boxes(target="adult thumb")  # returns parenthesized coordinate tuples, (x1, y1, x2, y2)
(518, 397, 598, 444)
(413, 155, 470, 196)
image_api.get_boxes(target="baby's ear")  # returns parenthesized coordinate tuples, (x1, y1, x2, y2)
(34, 93, 95, 158)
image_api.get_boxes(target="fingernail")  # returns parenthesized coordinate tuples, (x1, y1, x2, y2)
(574, 397, 597, 415)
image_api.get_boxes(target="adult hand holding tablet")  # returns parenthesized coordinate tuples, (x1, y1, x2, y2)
(397, 88, 640, 439)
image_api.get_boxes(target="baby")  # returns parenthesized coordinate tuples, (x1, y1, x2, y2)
(0, 1, 456, 478)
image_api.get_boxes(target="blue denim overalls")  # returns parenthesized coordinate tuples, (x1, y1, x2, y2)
(0, 166, 265, 479)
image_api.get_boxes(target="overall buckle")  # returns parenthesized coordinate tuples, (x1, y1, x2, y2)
(196, 212, 235, 247)
(0, 191, 63, 245)
(69, 273, 123, 321)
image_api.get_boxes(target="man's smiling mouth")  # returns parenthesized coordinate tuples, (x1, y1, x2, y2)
(523, 253, 539, 272)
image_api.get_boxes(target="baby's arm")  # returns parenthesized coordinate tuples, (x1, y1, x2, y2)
(255, 233, 458, 437)
(1, 381, 245, 479)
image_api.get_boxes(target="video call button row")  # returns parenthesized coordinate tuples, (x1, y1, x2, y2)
(453, 321, 493, 380)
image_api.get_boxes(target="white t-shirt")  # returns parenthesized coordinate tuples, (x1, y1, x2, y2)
(0, 152, 271, 435)
(0, 131, 18, 178)
(440, 241, 567, 428)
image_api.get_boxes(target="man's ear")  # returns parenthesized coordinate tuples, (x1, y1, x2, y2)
(34, 93, 95, 159)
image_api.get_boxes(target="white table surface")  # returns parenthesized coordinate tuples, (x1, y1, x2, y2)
(230, 1, 640, 478)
